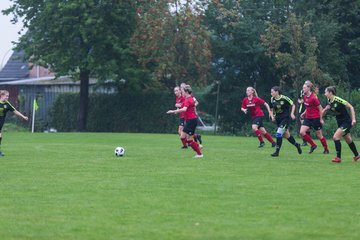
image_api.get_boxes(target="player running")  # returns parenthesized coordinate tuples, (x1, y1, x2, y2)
(167, 85, 203, 158)
(180, 83, 202, 148)
(269, 86, 302, 157)
(299, 81, 329, 154)
(241, 87, 275, 148)
(174, 86, 187, 148)
(0, 90, 29, 156)
(322, 86, 360, 163)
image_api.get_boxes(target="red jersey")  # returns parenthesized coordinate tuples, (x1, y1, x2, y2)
(303, 92, 321, 118)
(184, 96, 197, 120)
(241, 96, 265, 119)
(176, 96, 185, 119)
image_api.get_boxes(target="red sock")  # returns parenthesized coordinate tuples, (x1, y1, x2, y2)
(320, 137, 328, 151)
(188, 140, 202, 155)
(264, 132, 274, 143)
(255, 130, 264, 142)
(303, 134, 316, 147)
(181, 138, 187, 147)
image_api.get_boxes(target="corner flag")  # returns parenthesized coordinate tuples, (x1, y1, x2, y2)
(33, 99, 39, 111)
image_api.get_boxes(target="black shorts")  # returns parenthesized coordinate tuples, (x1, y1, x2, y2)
(337, 119, 352, 136)
(276, 117, 290, 129)
(183, 118, 197, 136)
(179, 118, 185, 127)
(303, 118, 322, 131)
(252, 116, 264, 128)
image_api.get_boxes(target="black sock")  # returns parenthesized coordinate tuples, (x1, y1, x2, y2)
(287, 136, 296, 145)
(276, 137, 283, 152)
(348, 141, 359, 157)
(334, 140, 341, 158)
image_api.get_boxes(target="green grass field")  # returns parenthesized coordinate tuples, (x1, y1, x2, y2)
(1, 132, 360, 239)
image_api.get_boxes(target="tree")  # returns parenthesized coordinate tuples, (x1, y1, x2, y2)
(293, 0, 360, 88)
(261, 13, 333, 90)
(202, 0, 284, 133)
(130, 0, 211, 88)
(3, 0, 136, 131)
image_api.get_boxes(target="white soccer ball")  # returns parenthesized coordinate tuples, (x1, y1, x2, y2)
(115, 147, 125, 157)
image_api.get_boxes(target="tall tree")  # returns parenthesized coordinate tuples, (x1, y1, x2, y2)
(3, 0, 136, 131)
(261, 13, 333, 90)
(130, 0, 211, 88)
(293, 0, 360, 88)
(203, 0, 285, 133)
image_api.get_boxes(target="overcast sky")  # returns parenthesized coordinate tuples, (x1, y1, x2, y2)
(0, 0, 22, 69)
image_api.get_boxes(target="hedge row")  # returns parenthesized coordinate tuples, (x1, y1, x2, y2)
(49, 92, 178, 133)
(49, 88, 360, 138)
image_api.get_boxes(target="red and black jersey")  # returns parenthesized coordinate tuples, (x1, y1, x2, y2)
(184, 96, 197, 120)
(176, 96, 185, 119)
(303, 92, 320, 119)
(241, 97, 265, 119)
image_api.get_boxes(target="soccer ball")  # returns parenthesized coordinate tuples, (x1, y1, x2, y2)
(115, 147, 125, 157)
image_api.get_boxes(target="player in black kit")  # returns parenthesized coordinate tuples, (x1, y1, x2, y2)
(0, 90, 28, 156)
(269, 86, 302, 157)
(322, 86, 360, 163)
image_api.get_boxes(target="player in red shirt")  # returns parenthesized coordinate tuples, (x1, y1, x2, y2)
(180, 83, 203, 148)
(174, 86, 187, 148)
(299, 81, 329, 154)
(241, 87, 275, 148)
(167, 85, 203, 158)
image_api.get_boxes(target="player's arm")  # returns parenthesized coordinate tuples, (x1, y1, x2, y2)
(284, 96, 295, 120)
(193, 97, 199, 107)
(269, 107, 275, 121)
(167, 106, 187, 114)
(318, 104, 324, 124)
(240, 99, 247, 114)
(290, 104, 296, 120)
(322, 104, 330, 116)
(269, 98, 275, 121)
(13, 110, 28, 121)
(264, 102, 274, 119)
(345, 102, 356, 125)
(300, 109, 306, 118)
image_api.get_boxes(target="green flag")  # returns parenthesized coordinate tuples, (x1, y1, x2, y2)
(33, 99, 39, 111)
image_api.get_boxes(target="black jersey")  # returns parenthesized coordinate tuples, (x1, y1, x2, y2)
(270, 95, 293, 119)
(326, 96, 351, 122)
(0, 100, 15, 119)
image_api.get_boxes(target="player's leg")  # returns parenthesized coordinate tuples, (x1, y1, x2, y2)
(315, 129, 329, 154)
(184, 119, 202, 158)
(271, 126, 286, 157)
(178, 119, 187, 148)
(299, 119, 308, 146)
(331, 128, 343, 163)
(284, 130, 302, 154)
(252, 124, 265, 147)
(300, 122, 317, 153)
(260, 127, 276, 147)
(344, 133, 360, 162)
